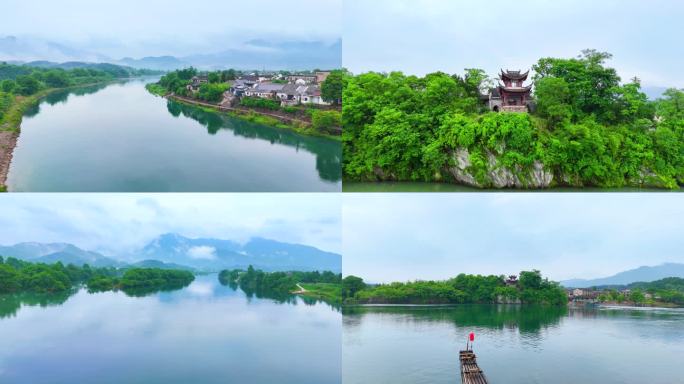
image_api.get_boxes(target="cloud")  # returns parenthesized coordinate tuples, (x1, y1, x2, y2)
(343, 0, 684, 87)
(0, 0, 341, 59)
(343, 194, 684, 283)
(0, 194, 342, 256)
(187, 246, 217, 260)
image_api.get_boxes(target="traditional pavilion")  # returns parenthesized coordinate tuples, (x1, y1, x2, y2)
(483, 69, 533, 112)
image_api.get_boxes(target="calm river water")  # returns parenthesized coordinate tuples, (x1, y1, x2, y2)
(343, 305, 684, 384)
(0, 274, 341, 384)
(7, 79, 341, 191)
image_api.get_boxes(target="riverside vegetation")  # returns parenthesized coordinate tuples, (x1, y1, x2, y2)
(218, 265, 341, 303)
(0, 256, 194, 296)
(147, 67, 343, 137)
(596, 277, 684, 307)
(342, 270, 567, 305)
(343, 50, 684, 188)
(0, 62, 160, 132)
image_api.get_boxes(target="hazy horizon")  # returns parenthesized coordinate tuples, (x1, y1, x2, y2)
(0, 0, 342, 69)
(0, 194, 342, 258)
(343, 194, 684, 283)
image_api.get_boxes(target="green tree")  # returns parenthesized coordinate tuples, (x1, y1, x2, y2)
(342, 275, 366, 299)
(321, 69, 346, 105)
(15, 75, 42, 95)
(535, 77, 572, 127)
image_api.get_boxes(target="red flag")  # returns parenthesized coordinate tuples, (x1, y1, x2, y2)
(469, 332, 475, 341)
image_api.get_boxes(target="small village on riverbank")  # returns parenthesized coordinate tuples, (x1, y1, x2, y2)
(148, 67, 344, 137)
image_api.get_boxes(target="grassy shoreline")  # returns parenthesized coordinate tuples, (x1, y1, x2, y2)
(298, 283, 341, 303)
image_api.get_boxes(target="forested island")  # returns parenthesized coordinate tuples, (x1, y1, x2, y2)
(342, 270, 567, 305)
(0, 256, 194, 296)
(343, 50, 684, 189)
(0, 62, 161, 190)
(218, 265, 341, 303)
(147, 68, 343, 138)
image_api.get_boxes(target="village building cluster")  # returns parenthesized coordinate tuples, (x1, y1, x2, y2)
(566, 287, 655, 303)
(187, 71, 332, 107)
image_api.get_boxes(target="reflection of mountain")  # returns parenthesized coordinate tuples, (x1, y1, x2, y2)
(167, 100, 342, 182)
(343, 305, 566, 334)
(561, 263, 684, 288)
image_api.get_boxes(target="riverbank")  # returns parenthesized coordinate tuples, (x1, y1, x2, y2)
(0, 79, 134, 190)
(0, 89, 59, 190)
(150, 88, 341, 141)
(296, 282, 341, 304)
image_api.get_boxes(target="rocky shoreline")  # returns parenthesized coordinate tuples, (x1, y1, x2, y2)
(0, 130, 18, 190)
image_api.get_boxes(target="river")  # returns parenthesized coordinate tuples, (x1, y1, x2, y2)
(0, 274, 341, 384)
(343, 304, 684, 384)
(6, 79, 341, 192)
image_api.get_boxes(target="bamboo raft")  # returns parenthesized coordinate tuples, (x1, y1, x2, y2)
(459, 350, 488, 384)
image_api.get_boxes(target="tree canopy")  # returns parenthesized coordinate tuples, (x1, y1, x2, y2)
(343, 50, 684, 188)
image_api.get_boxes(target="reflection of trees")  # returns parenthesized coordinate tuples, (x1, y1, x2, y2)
(222, 279, 340, 312)
(166, 101, 342, 182)
(23, 83, 111, 118)
(343, 304, 567, 334)
(0, 290, 75, 319)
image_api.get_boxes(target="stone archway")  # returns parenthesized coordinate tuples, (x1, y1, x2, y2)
(493, 105, 499, 112)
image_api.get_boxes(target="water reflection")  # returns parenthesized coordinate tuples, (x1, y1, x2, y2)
(9, 79, 341, 192)
(0, 275, 340, 384)
(167, 101, 342, 182)
(343, 304, 566, 334)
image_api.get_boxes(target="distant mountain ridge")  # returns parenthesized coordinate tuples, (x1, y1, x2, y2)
(1, 35, 341, 71)
(561, 263, 684, 288)
(0, 242, 124, 268)
(140, 233, 341, 272)
(0, 234, 341, 273)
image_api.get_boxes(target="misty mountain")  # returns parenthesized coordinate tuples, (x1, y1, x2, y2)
(0, 242, 124, 268)
(1, 36, 341, 71)
(561, 263, 684, 288)
(0, 35, 108, 63)
(139, 233, 341, 272)
(0, 235, 340, 273)
(131, 259, 195, 271)
(116, 56, 189, 71)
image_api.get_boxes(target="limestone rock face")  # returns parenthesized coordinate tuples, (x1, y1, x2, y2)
(446, 148, 553, 189)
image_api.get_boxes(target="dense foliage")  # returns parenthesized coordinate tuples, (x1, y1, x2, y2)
(321, 69, 346, 105)
(344, 270, 567, 306)
(598, 277, 684, 306)
(0, 256, 194, 296)
(87, 268, 195, 295)
(0, 256, 116, 294)
(343, 50, 684, 188)
(219, 265, 341, 299)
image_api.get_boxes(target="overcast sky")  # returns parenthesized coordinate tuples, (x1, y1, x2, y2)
(0, 0, 341, 58)
(343, 194, 684, 283)
(0, 194, 341, 257)
(344, 0, 684, 87)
